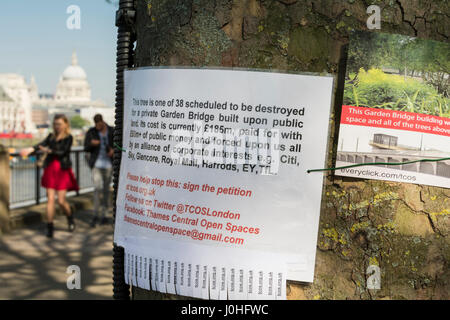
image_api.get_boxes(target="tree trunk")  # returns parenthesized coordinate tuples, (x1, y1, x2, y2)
(131, 0, 450, 300)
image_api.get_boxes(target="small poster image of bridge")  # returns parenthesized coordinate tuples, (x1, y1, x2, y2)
(335, 32, 450, 188)
(336, 129, 450, 188)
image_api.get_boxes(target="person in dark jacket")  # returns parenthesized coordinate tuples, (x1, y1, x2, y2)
(84, 114, 114, 227)
(20, 114, 78, 238)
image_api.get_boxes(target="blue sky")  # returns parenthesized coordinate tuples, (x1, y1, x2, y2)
(0, 0, 117, 106)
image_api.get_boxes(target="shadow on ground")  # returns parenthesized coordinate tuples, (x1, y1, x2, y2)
(0, 209, 114, 299)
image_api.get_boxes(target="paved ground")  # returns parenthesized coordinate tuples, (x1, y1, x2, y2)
(0, 209, 114, 299)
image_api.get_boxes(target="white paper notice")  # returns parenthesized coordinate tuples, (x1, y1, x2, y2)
(114, 68, 334, 298)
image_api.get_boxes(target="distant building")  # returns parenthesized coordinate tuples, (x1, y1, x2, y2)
(0, 86, 18, 132)
(31, 52, 115, 127)
(0, 74, 34, 133)
(55, 52, 91, 103)
(31, 106, 49, 128)
(373, 133, 398, 148)
(381, 67, 400, 75)
(0, 51, 115, 134)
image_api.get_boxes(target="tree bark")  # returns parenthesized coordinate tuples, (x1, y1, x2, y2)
(132, 0, 449, 300)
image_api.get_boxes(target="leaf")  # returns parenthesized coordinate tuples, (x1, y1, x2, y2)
(352, 85, 359, 107)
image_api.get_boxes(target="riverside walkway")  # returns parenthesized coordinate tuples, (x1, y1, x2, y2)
(0, 194, 114, 299)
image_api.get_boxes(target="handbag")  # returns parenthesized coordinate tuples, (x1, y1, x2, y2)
(36, 134, 52, 168)
(36, 151, 48, 168)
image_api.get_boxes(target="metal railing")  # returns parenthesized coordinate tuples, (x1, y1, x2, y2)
(9, 146, 95, 209)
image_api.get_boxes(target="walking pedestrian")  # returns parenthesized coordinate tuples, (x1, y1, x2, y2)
(84, 114, 114, 227)
(20, 114, 79, 238)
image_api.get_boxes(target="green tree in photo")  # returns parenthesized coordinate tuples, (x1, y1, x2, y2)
(420, 40, 450, 97)
(70, 115, 90, 129)
(345, 32, 449, 117)
(346, 32, 389, 76)
(344, 68, 449, 117)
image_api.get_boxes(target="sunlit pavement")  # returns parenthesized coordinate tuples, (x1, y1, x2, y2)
(0, 210, 114, 299)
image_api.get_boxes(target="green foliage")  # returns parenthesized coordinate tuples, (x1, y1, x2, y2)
(343, 68, 450, 117)
(70, 115, 90, 129)
(347, 32, 391, 74)
(347, 32, 449, 97)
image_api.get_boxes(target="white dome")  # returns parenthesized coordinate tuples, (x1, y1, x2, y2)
(61, 52, 87, 80)
(54, 51, 91, 102)
(62, 65, 87, 80)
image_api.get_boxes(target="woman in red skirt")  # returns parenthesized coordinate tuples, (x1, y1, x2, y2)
(21, 114, 79, 238)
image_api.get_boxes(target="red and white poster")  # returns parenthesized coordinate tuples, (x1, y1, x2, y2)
(336, 32, 450, 188)
(113, 68, 334, 299)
